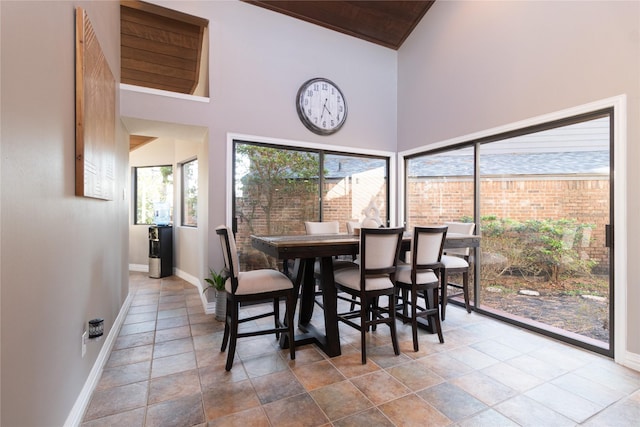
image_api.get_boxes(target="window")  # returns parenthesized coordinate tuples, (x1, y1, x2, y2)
(233, 140, 390, 270)
(182, 159, 198, 227)
(134, 165, 173, 225)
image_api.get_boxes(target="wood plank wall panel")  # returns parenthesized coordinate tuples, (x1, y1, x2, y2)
(75, 7, 116, 200)
(120, 1, 207, 94)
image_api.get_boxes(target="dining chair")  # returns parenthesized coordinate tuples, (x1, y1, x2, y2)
(346, 219, 361, 235)
(396, 226, 447, 351)
(216, 225, 296, 371)
(333, 227, 404, 364)
(304, 221, 358, 272)
(441, 221, 476, 320)
(304, 221, 358, 309)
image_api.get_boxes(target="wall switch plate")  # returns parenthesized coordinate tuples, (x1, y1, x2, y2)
(82, 331, 87, 358)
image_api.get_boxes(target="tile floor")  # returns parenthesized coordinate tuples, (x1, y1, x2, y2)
(81, 272, 640, 426)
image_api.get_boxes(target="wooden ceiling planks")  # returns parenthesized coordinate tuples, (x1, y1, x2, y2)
(129, 134, 158, 152)
(242, 0, 435, 50)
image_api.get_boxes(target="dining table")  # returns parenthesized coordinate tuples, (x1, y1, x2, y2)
(251, 231, 481, 357)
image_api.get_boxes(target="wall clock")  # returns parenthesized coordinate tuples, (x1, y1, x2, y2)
(296, 77, 347, 135)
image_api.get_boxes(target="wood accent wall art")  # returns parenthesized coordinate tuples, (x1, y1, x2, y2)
(75, 7, 116, 200)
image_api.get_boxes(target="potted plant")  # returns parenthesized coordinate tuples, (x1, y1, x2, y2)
(204, 267, 229, 321)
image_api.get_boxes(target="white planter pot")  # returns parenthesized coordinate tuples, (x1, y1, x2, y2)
(215, 289, 227, 321)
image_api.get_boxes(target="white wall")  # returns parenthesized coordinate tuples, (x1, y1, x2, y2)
(0, 1, 127, 425)
(398, 1, 640, 359)
(120, 0, 399, 280)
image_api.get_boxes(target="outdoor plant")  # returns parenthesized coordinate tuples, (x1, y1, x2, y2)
(478, 215, 596, 283)
(203, 267, 229, 293)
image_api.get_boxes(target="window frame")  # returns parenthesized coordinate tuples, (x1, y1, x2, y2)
(226, 134, 397, 233)
(133, 164, 174, 226)
(181, 157, 198, 227)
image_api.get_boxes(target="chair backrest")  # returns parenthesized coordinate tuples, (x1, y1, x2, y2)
(346, 220, 361, 234)
(216, 225, 239, 292)
(360, 227, 404, 274)
(304, 221, 340, 235)
(412, 226, 448, 270)
(444, 221, 475, 257)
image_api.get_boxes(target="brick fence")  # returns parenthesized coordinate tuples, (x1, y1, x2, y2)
(235, 176, 609, 272)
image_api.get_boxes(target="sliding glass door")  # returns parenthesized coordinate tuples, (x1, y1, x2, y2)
(404, 111, 613, 354)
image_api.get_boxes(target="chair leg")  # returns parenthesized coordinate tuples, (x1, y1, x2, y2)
(411, 288, 419, 352)
(431, 287, 444, 343)
(389, 293, 400, 356)
(402, 288, 409, 322)
(462, 271, 471, 313)
(220, 298, 230, 352)
(360, 299, 368, 364)
(225, 302, 239, 371)
(286, 292, 296, 361)
(441, 270, 448, 321)
(274, 298, 280, 339)
(371, 298, 379, 332)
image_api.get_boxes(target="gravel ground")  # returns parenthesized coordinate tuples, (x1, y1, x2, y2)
(477, 291, 610, 342)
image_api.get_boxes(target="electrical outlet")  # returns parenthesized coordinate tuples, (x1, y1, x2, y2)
(82, 331, 87, 358)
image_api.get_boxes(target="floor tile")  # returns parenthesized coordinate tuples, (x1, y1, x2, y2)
(379, 393, 450, 426)
(332, 407, 395, 427)
(417, 381, 487, 421)
(145, 393, 205, 427)
(551, 372, 625, 406)
(481, 362, 544, 392)
(83, 381, 148, 421)
(291, 359, 346, 391)
(582, 391, 640, 426)
(151, 351, 197, 378)
(105, 344, 153, 368)
(525, 382, 605, 423)
(457, 408, 520, 427)
(262, 392, 329, 426)
(494, 394, 575, 427)
(251, 370, 306, 404)
(202, 379, 260, 420)
(206, 406, 271, 427)
(450, 371, 518, 406)
(81, 273, 640, 426)
(96, 360, 151, 390)
(80, 407, 146, 427)
(310, 380, 372, 420)
(350, 370, 411, 405)
(148, 369, 202, 405)
(387, 360, 443, 391)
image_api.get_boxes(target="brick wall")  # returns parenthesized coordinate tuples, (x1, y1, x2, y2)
(234, 176, 609, 271)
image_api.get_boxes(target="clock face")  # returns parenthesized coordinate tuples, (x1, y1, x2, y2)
(296, 78, 347, 135)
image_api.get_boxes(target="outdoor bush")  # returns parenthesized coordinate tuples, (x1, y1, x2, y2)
(478, 216, 595, 283)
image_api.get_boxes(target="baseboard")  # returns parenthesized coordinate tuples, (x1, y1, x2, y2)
(173, 268, 215, 315)
(63, 292, 134, 427)
(128, 263, 148, 272)
(620, 349, 640, 372)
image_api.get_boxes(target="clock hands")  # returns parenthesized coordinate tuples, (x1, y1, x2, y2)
(320, 98, 333, 122)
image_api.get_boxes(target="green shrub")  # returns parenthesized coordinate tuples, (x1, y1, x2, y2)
(478, 216, 595, 283)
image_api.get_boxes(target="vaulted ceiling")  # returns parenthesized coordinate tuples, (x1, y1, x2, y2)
(243, 1, 434, 50)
